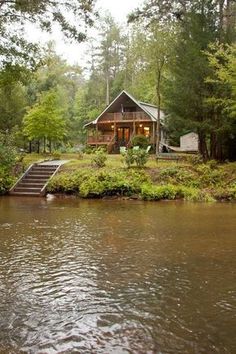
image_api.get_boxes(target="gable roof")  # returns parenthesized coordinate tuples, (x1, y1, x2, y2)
(84, 90, 164, 126)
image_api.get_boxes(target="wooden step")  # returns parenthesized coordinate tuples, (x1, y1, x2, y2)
(23, 178, 49, 183)
(10, 191, 41, 197)
(9, 163, 61, 197)
(32, 168, 57, 172)
(14, 187, 42, 193)
(18, 182, 45, 188)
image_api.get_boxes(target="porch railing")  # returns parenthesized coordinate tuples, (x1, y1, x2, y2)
(100, 112, 150, 122)
(87, 134, 114, 144)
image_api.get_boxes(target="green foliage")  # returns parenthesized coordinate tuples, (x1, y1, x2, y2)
(0, 167, 15, 195)
(123, 149, 149, 168)
(23, 90, 66, 150)
(131, 135, 149, 149)
(0, 133, 17, 171)
(0, 132, 18, 194)
(45, 156, 236, 202)
(52, 151, 61, 160)
(91, 148, 107, 168)
(195, 164, 225, 187)
(141, 184, 178, 200)
(158, 166, 199, 187)
(0, 0, 96, 65)
(141, 183, 214, 202)
(47, 168, 150, 197)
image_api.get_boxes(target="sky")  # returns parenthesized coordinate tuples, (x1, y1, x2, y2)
(28, 0, 142, 66)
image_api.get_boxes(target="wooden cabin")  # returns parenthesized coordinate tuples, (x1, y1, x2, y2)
(85, 91, 166, 153)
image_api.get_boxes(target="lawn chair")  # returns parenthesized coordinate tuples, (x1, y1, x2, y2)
(120, 146, 127, 154)
(133, 146, 139, 151)
(146, 145, 151, 153)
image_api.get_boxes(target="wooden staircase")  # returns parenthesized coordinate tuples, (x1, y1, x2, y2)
(10, 164, 60, 197)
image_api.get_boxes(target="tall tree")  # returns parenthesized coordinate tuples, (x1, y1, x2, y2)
(0, 0, 96, 65)
(23, 90, 66, 152)
(0, 64, 28, 132)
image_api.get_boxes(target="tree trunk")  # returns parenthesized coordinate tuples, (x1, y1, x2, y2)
(156, 70, 162, 155)
(43, 137, 46, 153)
(106, 74, 110, 106)
(37, 140, 40, 154)
(218, 0, 225, 41)
(198, 130, 209, 160)
(210, 132, 217, 159)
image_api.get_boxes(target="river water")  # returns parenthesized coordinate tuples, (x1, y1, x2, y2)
(0, 196, 235, 354)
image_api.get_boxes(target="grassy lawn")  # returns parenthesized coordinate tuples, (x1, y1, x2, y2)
(20, 152, 236, 202)
(23, 152, 189, 171)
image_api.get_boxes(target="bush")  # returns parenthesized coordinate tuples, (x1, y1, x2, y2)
(0, 167, 15, 195)
(131, 135, 149, 149)
(186, 154, 204, 165)
(195, 164, 225, 187)
(123, 149, 135, 167)
(0, 133, 17, 170)
(158, 166, 198, 187)
(47, 170, 90, 194)
(84, 145, 96, 154)
(51, 151, 61, 160)
(47, 169, 150, 197)
(123, 149, 149, 168)
(141, 184, 178, 200)
(92, 148, 107, 168)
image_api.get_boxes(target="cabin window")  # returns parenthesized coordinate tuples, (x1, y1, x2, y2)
(144, 127, 150, 137)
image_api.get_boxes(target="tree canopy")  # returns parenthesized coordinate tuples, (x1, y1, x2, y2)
(0, 0, 96, 66)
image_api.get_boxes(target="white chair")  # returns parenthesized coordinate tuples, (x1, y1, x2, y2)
(120, 146, 127, 154)
(133, 146, 139, 151)
(146, 145, 151, 153)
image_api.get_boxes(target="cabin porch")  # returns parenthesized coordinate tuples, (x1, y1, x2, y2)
(87, 120, 157, 153)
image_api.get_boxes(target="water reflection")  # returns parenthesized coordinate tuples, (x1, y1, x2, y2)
(0, 197, 235, 353)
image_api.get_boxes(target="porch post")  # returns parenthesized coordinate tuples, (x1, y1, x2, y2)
(133, 119, 136, 136)
(153, 122, 156, 152)
(96, 124, 98, 148)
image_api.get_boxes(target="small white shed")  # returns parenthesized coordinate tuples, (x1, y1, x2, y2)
(180, 132, 199, 152)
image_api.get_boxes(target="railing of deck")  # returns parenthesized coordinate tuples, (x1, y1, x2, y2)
(88, 134, 114, 144)
(100, 112, 150, 122)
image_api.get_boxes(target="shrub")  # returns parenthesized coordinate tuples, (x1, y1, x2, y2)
(186, 154, 204, 165)
(134, 149, 149, 167)
(0, 133, 17, 170)
(123, 149, 149, 168)
(84, 145, 95, 154)
(0, 167, 15, 195)
(123, 149, 135, 168)
(92, 148, 107, 168)
(158, 166, 198, 187)
(195, 164, 225, 187)
(141, 184, 178, 200)
(131, 135, 149, 149)
(47, 169, 150, 197)
(52, 151, 61, 160)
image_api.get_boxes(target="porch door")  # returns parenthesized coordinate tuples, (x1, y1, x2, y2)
(117, 127, 130, 146)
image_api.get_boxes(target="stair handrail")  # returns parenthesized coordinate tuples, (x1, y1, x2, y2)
(40, 164, 62, 196)
(108, 133, 116, 152)
(9, 163, 35, 193)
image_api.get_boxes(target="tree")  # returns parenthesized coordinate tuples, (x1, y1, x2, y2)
(23, 90, 66, 152)
(205, 43, 236, 159)
(0, 64, 27, 132)
(0, 0, 96, 65)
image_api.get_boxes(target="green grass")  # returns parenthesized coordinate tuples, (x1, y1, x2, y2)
(20, 153, 236, 202)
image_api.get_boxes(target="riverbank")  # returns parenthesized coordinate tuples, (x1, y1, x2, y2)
(46, 155, 236, 202)
(1, 153, 236, 201)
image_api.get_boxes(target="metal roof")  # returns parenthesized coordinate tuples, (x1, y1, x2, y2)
(84, 90, 165, 127)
